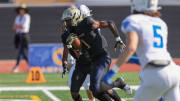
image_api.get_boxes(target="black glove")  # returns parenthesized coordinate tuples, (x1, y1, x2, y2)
(62, 63, 68, 78)
(114, 37, 126, 52)
(66, 33, 78, 47)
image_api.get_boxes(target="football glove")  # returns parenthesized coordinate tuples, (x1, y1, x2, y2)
(62, 63, 68, 78)
(114, 37, 126, 52)
(66, 33, 78, 47)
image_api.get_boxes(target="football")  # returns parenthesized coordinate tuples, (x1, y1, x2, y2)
(72, 37, 82, 51)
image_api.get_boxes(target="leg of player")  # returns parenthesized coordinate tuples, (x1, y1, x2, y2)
(104, 56, 165, 100)
(90, 56, 126, 101)
(134, 64, 180, 101)
(104, 56, 139, 85)
(86, 90, 95, 101)
(90, 56, 114, 101)
(111, 77, 132, 95)
(107, 89, 122, 101)
(71, 68, 87, 101)
(112, 56, 165, 101)
(128, 57, 165, 101)
(84, 72, 121, 101)
(22, 47, 29, 64)
(21, 34, 30, 64)
(83, 75, 96, 101)
(100, 81, 124, 101)
(13, 44, 23, 72)
(103, 56, 139, 94)
(68, 64, 75, 89)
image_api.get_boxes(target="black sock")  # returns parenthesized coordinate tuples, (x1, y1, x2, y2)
(72, 94, 83, 101)
(107, 89, 121, 101)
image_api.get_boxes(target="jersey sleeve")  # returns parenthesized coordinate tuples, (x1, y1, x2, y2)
(61, 32, 68, 45)
(87, 17, 95, 27)
(121, 17, 141, 35)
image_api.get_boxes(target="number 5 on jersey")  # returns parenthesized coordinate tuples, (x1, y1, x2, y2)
(153, 25, 164, 48)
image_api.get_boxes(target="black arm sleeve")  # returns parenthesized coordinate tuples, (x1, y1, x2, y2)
(61, 31, 69, 45)
(87, 17, 96, 27)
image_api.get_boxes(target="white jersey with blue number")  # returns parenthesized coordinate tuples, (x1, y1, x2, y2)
(121, 14, 172, 68)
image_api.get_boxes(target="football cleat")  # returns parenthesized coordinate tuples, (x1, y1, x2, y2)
(123, 85, 132, 95)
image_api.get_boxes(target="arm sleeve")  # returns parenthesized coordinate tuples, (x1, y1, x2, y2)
(121, 18, 141, 35)
(87, 17, 96, 27)
(61, 33, 67, 45)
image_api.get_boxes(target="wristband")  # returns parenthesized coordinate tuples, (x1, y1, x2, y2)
(115, 36, 121, 41)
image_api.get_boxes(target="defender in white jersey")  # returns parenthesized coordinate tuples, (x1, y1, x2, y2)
(109, 0, 180, 101)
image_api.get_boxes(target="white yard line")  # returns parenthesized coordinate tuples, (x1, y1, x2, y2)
(122, 98, 134, 101)
(0, 87, 64, 101)
(42, 89, 61, 101)
(82, 98, 90, 101)
(0, 86, 139, 101)
(0, 85, 139, 91)
(83, 98, 133, 101)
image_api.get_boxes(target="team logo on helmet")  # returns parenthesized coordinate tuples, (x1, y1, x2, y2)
(61, 8, 83, 26)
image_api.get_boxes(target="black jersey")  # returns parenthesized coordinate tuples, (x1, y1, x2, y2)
(75, 16, 109, 61)
(61, 16, 109, 71)
(61, 31, 91, 65)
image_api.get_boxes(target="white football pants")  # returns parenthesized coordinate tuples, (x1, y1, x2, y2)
(134, 63, 180, 101)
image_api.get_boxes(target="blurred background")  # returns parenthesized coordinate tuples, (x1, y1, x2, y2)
(0, 0, 180, 101)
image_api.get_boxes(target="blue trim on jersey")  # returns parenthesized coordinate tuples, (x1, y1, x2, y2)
(122, 20, 130, 29)
(128, 56, 140, 65)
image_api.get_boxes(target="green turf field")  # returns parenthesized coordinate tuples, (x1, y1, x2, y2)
(0, 72, 140, 101)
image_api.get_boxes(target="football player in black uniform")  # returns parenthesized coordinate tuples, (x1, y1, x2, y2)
(61, 7, 130, 101)
(61, 5, 96, 101)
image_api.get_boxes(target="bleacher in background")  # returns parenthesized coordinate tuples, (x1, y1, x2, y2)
(12, 0, 54, 5)
(0, 6, 180, 59)
(11, 0, 73, 5)
(55, 0, 73, 3)
(0, 0, 9, 3)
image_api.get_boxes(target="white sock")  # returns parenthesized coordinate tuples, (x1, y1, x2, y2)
(91, 99, 95, 101)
